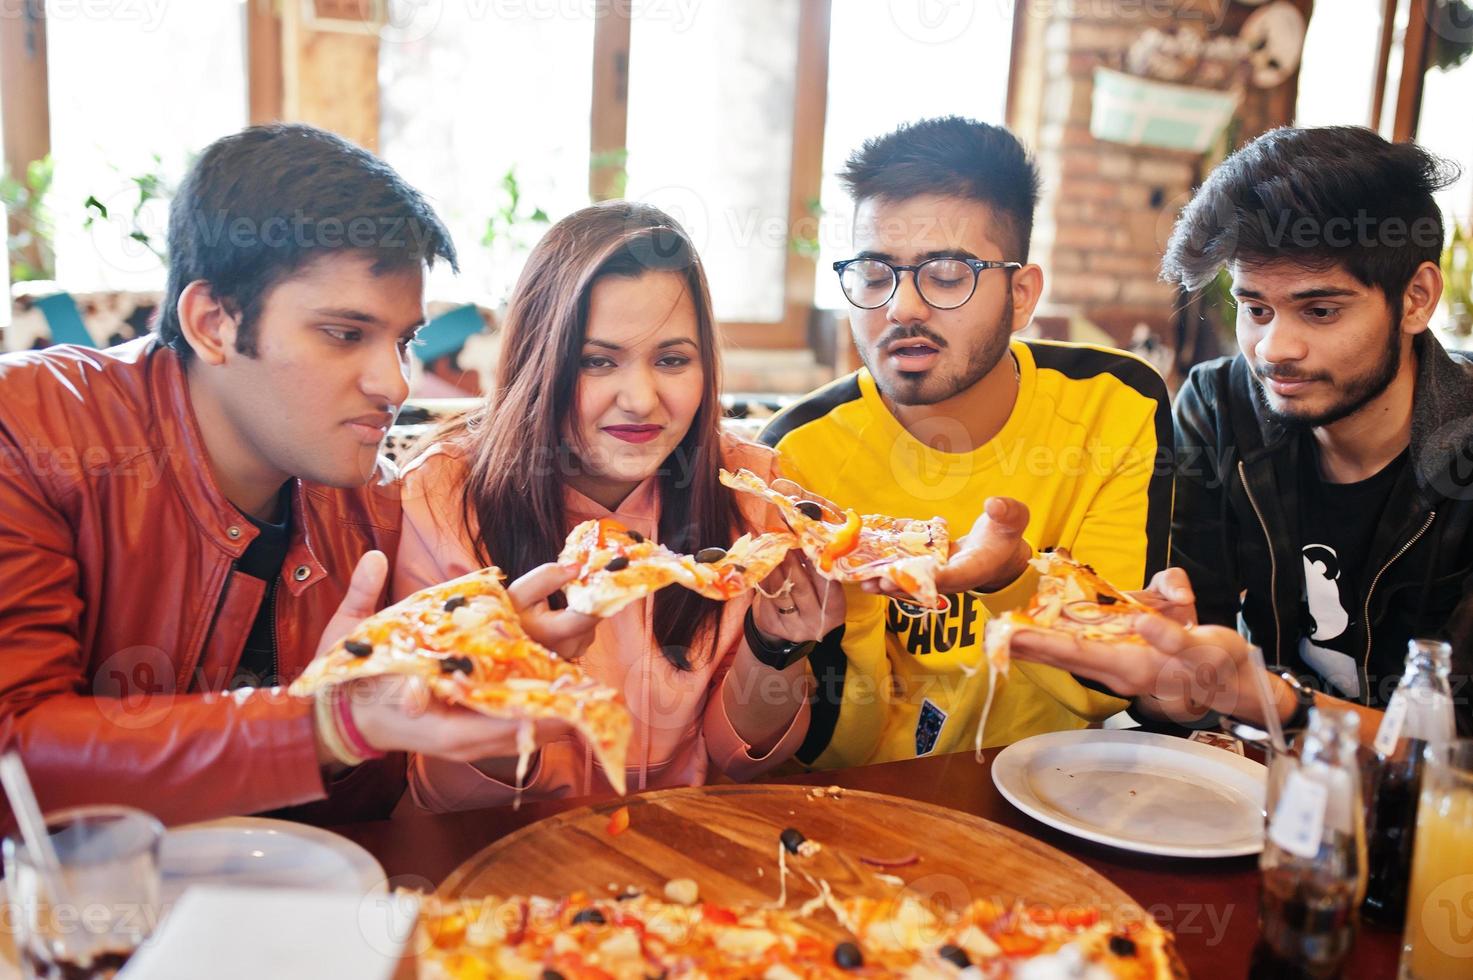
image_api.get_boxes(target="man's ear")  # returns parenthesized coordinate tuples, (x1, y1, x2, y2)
(176, 280, 240, 366)
(1400, 260, 1444, 337)
(1009, 263, 1045, 335)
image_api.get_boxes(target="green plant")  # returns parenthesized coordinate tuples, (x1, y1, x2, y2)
(790, 197, 824, 259)
(1, 155, 56, 282)
(1199, 265, 1237, 348)
(83, 152, 176, 265)
(1431, 1, 1473, 72)
(1442, 221, 1471, 328)
(590, 148, 629, 200)
(480, 166, 552, 253)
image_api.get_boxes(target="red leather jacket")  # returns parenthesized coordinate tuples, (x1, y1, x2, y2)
(0, 338, 405, 825)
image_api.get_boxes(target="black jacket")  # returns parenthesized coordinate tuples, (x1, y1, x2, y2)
(1171, 332, 1473, 733)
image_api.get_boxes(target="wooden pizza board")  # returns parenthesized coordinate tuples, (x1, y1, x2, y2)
(439, 784, 1150, 930)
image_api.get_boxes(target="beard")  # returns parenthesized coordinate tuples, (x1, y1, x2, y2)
(860, 296, 1014, 407)
(1252, 319, 1403, 429)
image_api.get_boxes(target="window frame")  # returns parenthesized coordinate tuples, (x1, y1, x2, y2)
(593, 1, 830, 349)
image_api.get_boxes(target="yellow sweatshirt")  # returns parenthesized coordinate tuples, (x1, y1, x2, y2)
(761, 339, 1173, 769)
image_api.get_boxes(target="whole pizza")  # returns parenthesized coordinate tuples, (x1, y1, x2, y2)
(416, 871, 1177, 979)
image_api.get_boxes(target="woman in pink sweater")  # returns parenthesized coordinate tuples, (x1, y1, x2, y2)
(396, 203, 842, 811)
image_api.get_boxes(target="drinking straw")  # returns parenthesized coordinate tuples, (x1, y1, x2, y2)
(1245, 644, 1288, 755)
(0, 752, 72, 909)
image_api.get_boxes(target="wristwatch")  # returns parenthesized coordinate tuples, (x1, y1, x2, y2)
(743, 608, 815, 671)
(1270, 668, 1317, 734)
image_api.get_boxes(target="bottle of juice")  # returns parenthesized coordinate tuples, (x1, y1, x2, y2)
(1398, 739, 1473, 979)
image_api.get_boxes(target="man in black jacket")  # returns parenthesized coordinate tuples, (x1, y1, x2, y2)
(1009, 126, 1472, 739)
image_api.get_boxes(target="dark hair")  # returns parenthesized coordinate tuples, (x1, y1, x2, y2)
(425, 201, 738, 671)
(839, 115, 1041, 262)
(157, 123, 457, 359)
(1161, 126, 1459, 314)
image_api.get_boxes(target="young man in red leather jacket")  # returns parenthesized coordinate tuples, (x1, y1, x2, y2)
(0, 124, 520, 825)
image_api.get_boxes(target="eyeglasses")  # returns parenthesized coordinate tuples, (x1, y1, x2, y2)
(832, 256, 1022, 310)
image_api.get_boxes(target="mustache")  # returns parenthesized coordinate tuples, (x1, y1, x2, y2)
(1253, 363, 1327, 384)
(876, 325, 949, 350)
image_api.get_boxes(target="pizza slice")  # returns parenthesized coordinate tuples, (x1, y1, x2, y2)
(982, 547, 1162, 669)
(719, 468, 950, 610)
(682, 529, 800, 601)
(416, 890, 845, 979)
(966, 549, 1162, 762)
(558, 518, 691, 618)
(840, 894, 1178, 979)
(559, 517, 797, 617)
(289, 567, 632, 795)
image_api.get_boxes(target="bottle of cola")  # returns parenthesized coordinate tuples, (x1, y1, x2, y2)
(1362, 638, 1456, 925)
(1250, 708, 1367, 980)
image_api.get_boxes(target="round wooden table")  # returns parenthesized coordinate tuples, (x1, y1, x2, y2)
(329, 748, 1402, 978)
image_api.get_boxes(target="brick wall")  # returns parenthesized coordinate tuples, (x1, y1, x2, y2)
(1021, 1, 1312, 351)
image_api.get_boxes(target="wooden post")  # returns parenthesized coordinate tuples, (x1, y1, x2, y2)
(248, 0, 286, 125)
(1, 0, 51, 277)
(589, 5, 631, 202)
(280, 1, 382, 150)
(1393, 0, 1434, 142)
(1370, 0, 1400, 132)
(780, 0, 831, 350)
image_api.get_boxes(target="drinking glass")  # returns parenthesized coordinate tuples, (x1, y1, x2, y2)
(3, 805, 164, 979)
(1398, 739, 1473, 979)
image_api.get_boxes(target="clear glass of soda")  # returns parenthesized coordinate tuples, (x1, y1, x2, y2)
(3, 805, 164, 979)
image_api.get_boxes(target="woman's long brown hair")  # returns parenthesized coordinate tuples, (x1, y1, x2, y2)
(434, 201, 738, 670)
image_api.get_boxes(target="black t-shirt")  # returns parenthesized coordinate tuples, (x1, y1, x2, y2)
(1296, 440, 1409, 701)
(229, 486, 292, 690)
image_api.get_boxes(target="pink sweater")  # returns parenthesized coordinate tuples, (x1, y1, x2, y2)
(395, 434, 810, 812)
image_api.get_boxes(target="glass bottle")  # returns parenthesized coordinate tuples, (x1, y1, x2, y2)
(1250, 708, 1369, 980)
(1363, 639, 1457, 925)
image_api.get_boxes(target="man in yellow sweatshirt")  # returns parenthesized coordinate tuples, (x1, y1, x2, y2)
(761, 117, 1173, 768)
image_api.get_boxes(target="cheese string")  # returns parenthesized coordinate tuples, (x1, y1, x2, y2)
(513, 717, 534, 811)
(975, 664, 1000, 764)
(818, 570, 830, 631)
(639, 520, 658, 793)
(753, 577, 795, 601)
(640, 591, 653, 793)
(771, 840, 789, 908)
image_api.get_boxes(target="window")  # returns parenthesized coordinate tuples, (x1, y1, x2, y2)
(46, 0, 246, 291)
(379, 1, 596, 305)
(1295, 0, 1385, 128)
(624, 0, 802, 323)
(814, 1, 1014, 308)
(1419, 57, 1473, 232)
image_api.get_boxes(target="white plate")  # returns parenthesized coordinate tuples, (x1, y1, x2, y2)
(992, 729, 1267, 858)
(159, 817, 386, 900)
(0, 818, 385, 979)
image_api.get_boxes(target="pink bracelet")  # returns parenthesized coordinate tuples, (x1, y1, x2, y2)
(334, 688, 385, 761)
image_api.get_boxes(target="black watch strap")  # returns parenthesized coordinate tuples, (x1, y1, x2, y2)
(1270, 668, 1316, 734)
(744, 608, 815, 671)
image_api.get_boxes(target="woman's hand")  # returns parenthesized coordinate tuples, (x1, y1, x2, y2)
(507, 562, 600, 661)
(750, 550, 845, 645)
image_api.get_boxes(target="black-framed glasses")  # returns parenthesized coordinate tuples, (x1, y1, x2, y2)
(832, 256, 1022, 310)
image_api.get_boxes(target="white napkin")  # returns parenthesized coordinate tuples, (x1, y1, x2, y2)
(118, 886, 420, 980)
